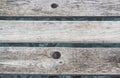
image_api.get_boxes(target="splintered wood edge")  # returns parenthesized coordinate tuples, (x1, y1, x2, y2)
(0, 0, 120, 16)
(0, 21, 120, 43)
(0, 47, 120, 75)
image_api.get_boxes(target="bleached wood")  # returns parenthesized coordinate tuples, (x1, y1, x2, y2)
(0, 0, 120, 16)
(0, 21, 120, 43)
(0, 47, 120, 75)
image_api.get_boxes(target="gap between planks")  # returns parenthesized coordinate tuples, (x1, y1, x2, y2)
(0, 0, 120, 16)
(0, 21, 120, 43)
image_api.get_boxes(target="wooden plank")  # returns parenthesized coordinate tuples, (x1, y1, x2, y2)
(0, 21, 120, 43)
(0, 0, 120, 16)
(0, 47, 120, 75)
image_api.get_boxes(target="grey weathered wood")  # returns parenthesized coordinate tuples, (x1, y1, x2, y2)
(0, 47, 120, 74)
(0, 0, 120, 16)
(0, 21, 120, 43)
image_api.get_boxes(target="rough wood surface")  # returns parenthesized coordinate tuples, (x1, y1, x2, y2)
(0, 0, 120, 16)
(0, 21, 120, 43)
(0, 47, 120, 74)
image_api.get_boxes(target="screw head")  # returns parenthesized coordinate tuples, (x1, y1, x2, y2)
(51, 3, 58, 8)
(52, 51, 61, 59)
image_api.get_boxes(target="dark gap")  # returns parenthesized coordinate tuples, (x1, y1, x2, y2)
(0, 16, 120, 21)
(0, 74, 120, 78)
(0, 43, 120, 47)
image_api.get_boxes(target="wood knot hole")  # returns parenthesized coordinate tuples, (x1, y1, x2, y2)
(52, 51, 61, 59)
(51, 3, 58, 8)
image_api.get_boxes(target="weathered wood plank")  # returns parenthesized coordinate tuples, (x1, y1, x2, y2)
(0, 0, 120, 16)
(0, 21, 120, 43)
(0, 47, 120, 74)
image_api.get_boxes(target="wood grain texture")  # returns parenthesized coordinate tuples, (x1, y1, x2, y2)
(0, 0, 120, 16)
(0, 21, 120, 43)
(0, 47, 120, 74)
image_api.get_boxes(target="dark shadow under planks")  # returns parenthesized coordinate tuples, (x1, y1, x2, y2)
(0, 0, 120, 16)
(0, 47, 120, 75)
(1, 17, 120, 21)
